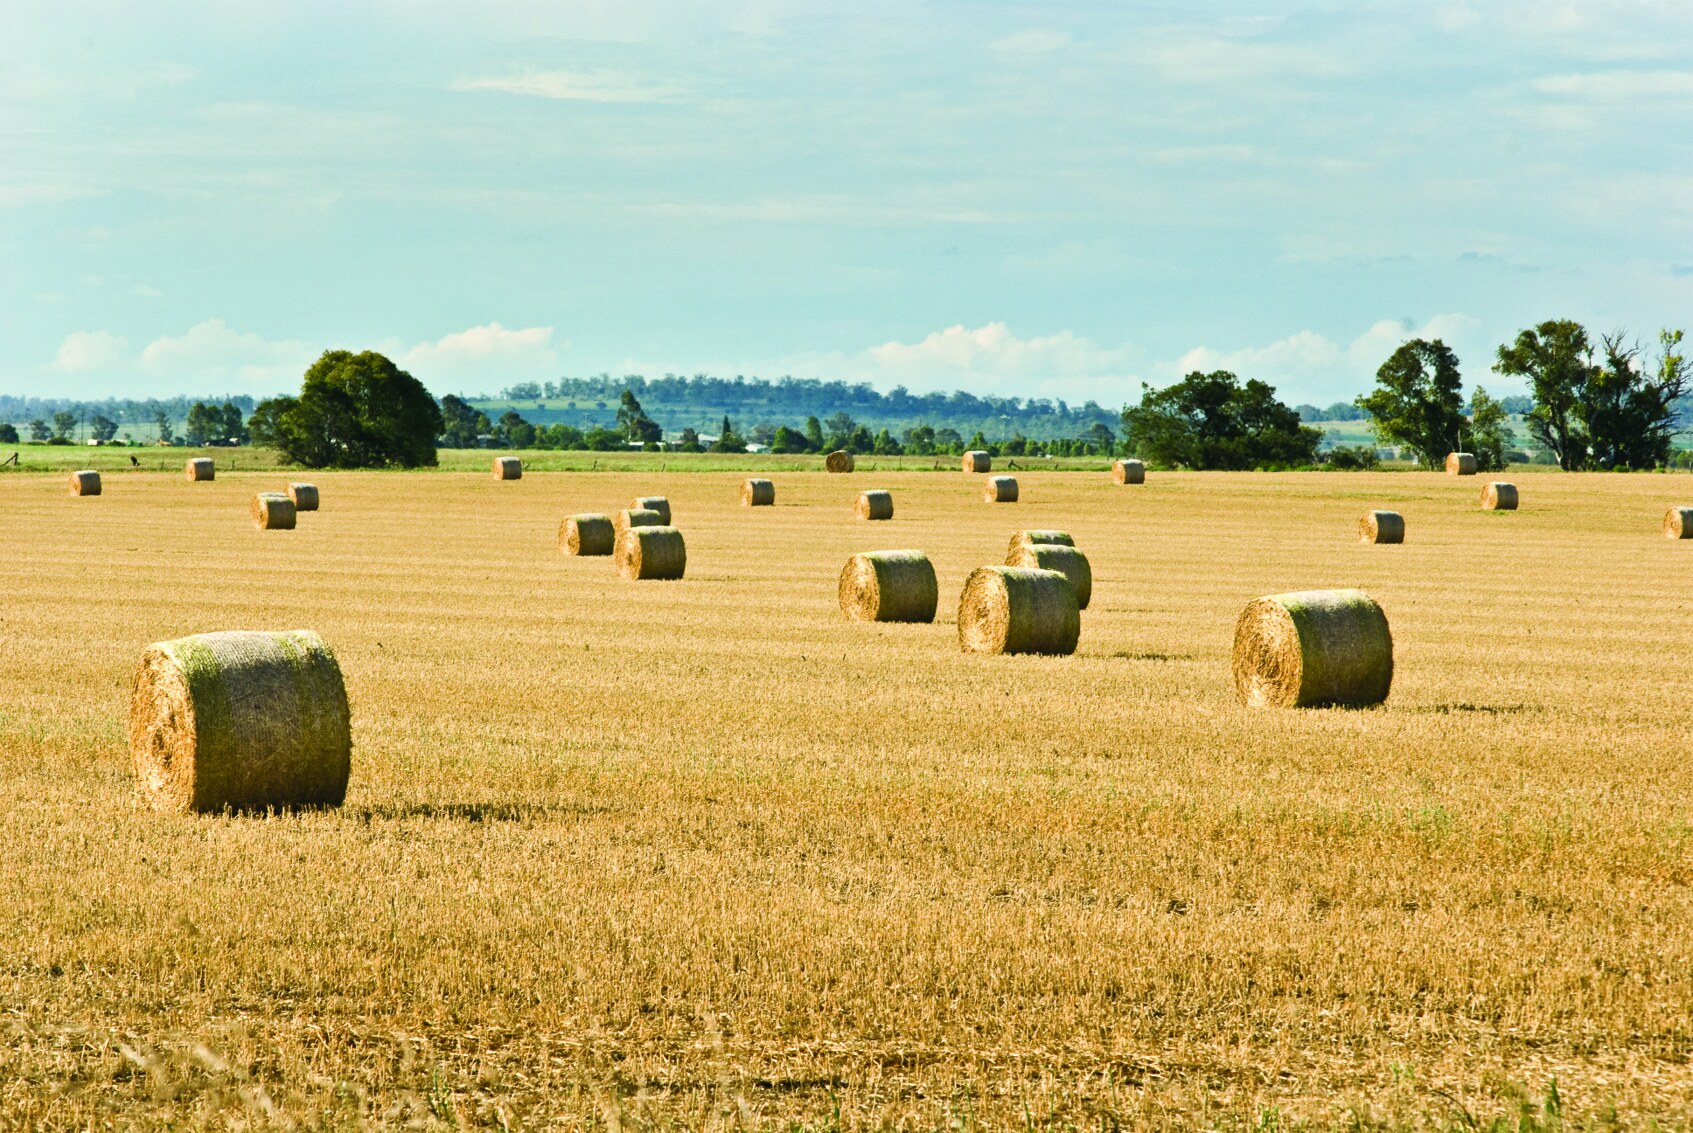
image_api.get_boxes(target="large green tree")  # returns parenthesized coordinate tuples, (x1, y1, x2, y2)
(1583, 330, 1687, 469)
(1492, 320, 1594, 470)
(253, 350, 442, 468)
(438, 394, 490, 448)
(1467, 387, 1515, 472)
(615, 390, 662, 445)
(1121, 371, 1320, 470)
(1355, 338, 1465, 466)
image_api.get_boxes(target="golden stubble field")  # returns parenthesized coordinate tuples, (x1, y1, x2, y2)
(2, 466, 1691, 1130)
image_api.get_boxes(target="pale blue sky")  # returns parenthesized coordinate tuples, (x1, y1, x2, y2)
(4, 0, 1690, 407)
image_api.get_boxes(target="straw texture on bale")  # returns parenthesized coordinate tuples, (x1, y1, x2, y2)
(128, 629, 351, 813)
(614, 508, 664, 538)
(1359, 510, 1404, 544)
(185, 457, 215, 482)
(632, 496, 671, 524)
(1007, 530, 1074, 554)
(741, 479, 775, 506)
(1005, 544, 1092, 610)
(838, 551, 938, 623)
(286, 483, 319, 511)
(70, 470, 101, 496)
(1445, 452, 1476, 475)
(252, 493, 297, 530)
(1664, 507, 1693, 539)
(560, 513, 615, 556)
(983, 476, 1019, 503)
(957, 566, 1080, 656)
(1480, 482, 1518, 511)
(825, 450, 855, 473)
(1232, 589, 1392, 708)
(1112, 459, 1145, 485)
(856, 489, 894, 521)
(493, 456, 522, 480)
(963, 450, 991, 473)
(615, 525, 686, 580)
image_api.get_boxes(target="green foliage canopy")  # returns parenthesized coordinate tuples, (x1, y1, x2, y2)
(251, 350, 442, 468)
(1121, 371, 1321, 470)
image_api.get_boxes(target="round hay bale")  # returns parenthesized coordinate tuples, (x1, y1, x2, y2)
(838, 551, 937, 623)
(615, 525, 686, 580)
(741, 479, 775, 506)
(856, 489, 893, 520)
(129, 629, 351, 813)
(70, 470, 102, 496)
(963, 450, 991, 473)
(957, 566, 1080, 655)
(1007, 530, 1074, 554)
(1359, 510, 1404, 544)
(825, 450, 855, 473)
(613, 508, 664, 538)
(287, 483, 319, 511)
(560, 513, 615, 556)
(1232, 589, 1392, 708)
(1005, 544, 1092, 610)
(1663, 507, 1693, 539)
(631, 496, 671, 524)
(1480, 482, 1518, 510)
(493, 456, 522, 480)
(185, 457, 215, 482)
(983, 475, 1019, 503)
(1112, 459, 1145, 485)
(252, 492, 297, 530)
(1445, 452, 1476, 475)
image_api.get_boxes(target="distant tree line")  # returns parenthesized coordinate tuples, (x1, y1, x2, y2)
(0, 394, 257, 445)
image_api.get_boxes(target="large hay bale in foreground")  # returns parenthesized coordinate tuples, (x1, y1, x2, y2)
(1664, 507, 1693, 539)
(129, 629, 351, 813)
(560, 513, 614, 556)
(185, 458, 215, 482)
(825, 450, 855, 473)
(1480, 482, 1518, 511)
(1005, 544, 1092, 610)
(856, 489, 893, 520)
(1112, 459, 1145, 485)
(1445, 452, 1476, 475)
(983, 476, 1019, 503)
(493, 456, 522, 480)
(838, 551, 937, 623)
(957, 566, 1079, 655)
(1007, 530, 1074, 554)
(631, 496, 671, 524)
(613, 508, 664, 538)
(1232, 589, 1392, 708)
(70, 470, 101, 496)
(287, 483, 319, 511)
(1359, 510, 1404, 544)
(741, 479, 775, 506)
(616, 526, 686, 580)
(252, 493, 296, 530)
(963, 450, 991, 473)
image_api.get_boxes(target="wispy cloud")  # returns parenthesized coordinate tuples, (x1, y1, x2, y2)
(989, 30, 1072, 57)
(451, 70, 690, 104)
(52, 331, 128, 373)
(399, 322, 559, 388)
(1532, 70, 1693, 100)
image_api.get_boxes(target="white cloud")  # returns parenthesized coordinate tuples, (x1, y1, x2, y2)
(52, 331, 127, 373)
(989, 30, 1072, 56)
(399, 322, 559, 388)
(1532, 70, 1693, 99)
(451, 71, 688, 103)
(139, 319, 315, 387)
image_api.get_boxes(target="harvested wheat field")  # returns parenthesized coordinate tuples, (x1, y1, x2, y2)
(2, 465, 1692, 1129)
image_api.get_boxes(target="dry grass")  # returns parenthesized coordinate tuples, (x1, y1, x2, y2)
(2, 468, 1692, 1129)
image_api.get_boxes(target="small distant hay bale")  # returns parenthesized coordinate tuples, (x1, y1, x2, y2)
(70, 470, 102, 496)
(1445, 452, 1476, 475)
(287, 483, 319, 511)
(1359, 510, 1404, 544)
(957, 566, 1080, 655)
(613, 508, 664, 538)
(560, 513, 615, 556)
(128, 629, 351, 813)
(838, 551, 937, 623)
(1007, 530, 1073, 554)
(493, 456, 522, 480)
(185, 458, 215, 482)
(856, 489, 893, 520)
(1663, 507, 1693, 539)
(983, 475, 1019, 503)
(963, 450, 991, 473)
(631, 496, 671, 524)
(1480, 482, 1518, 510)
(741, 479, 775, 506)
(1232, 589, 1392, 708)
(1112, 459, 1145, 485)
(825, 450, 855, 473)
(615, 525, 686, 580)
(1005, 544, 1092, 610)
(252, 492, 297, 530)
